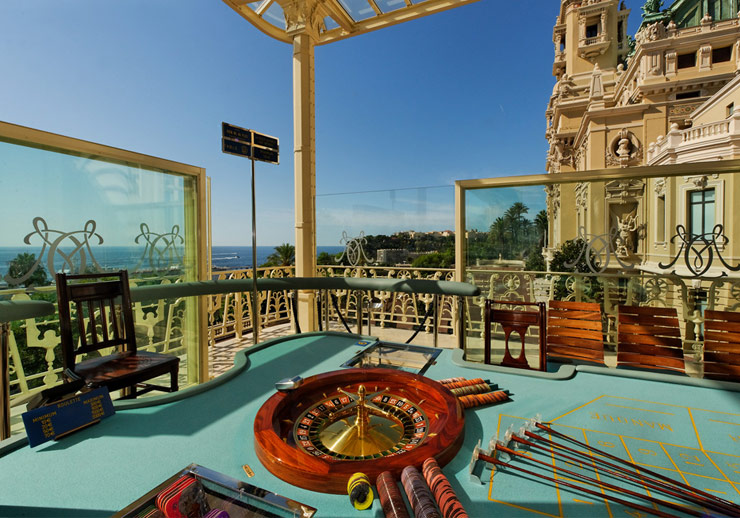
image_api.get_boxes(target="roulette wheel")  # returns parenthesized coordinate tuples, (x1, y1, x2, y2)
(254, 368, 465, 493)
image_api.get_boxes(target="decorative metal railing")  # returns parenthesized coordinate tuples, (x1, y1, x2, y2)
(464, 268, 740, 361)
(316, 265, 456, 336)
(208, 266, 295, 342)
(207, 265, 457, 342)
(6, 263, 740, 407)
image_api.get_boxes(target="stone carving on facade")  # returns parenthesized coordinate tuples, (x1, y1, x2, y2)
(545, 185, 560, 218)
(665, 50, 677, 76)
(615, 208, 639, 258)
(553, 74, 575, 100)
(645, 51, 663, 76)
(605, 178, 645, 202)
(575, 181, 589, 212)
(547, 137, 575, 172)
(605, 128, 643, 167)
(684, 174, 717, 189)
(574, 138, 588, 170)
(699, 45, 712, 70)
(589, 63, 604, 99)
(635, 22, 666, 44)
(653, 177, 666, 196)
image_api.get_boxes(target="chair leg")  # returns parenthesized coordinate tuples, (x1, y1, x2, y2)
(170, 366, 179, 392)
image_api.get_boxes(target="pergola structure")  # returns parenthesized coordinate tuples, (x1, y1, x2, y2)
(223, 0, 480, 329)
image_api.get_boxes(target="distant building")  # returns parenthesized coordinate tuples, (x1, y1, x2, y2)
(545, 0, 740, 274)
(376, 249, 410, 265)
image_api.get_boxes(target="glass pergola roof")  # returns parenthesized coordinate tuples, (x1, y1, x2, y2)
(223, 0, 481, 45)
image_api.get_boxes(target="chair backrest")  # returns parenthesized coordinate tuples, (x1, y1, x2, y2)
(56, 270, 137, 370)
(484, 299, 546, 370)
(617, 305, 685, 374)
(703, 309, 740, 382)
(547, 300, 604, 365)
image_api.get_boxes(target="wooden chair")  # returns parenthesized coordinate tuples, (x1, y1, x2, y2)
(56, 270, 179, 398)
(484, 300, 546, 371)
(547, 300, 605, 366)
(702, 309, 740, 382)
(617, 305, 686, 375)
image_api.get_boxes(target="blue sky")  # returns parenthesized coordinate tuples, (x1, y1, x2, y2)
(0, 1, 644, 246)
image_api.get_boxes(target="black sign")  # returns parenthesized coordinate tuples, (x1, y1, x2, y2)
(222, 122, 252, 143)
(252, 146, 279, 164)
(22, 387, 115, 447)
(222, 138, 251, 158)
(222, 122, 279, 164)
(253, 132, 279, 151)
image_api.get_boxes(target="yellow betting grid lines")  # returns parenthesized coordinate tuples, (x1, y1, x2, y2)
(708, 419, 740, 426)
(550, 395, 606, 423)
(487, 398, 740, 516)
(617, 434, 661, 515)
(604, 403, 675, 415)
(579, 427, 615, 518)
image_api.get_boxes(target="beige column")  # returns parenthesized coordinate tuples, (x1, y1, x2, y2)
(293, 31, 317, 331)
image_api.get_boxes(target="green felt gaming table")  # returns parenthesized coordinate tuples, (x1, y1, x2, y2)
(1, 331, 739, 517)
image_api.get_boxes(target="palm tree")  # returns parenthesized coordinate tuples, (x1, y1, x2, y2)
(489, 217, 509, 255)
(504, 202, 530, 254)
(265, 243, 295, 266)
(534, 209, 548, 248)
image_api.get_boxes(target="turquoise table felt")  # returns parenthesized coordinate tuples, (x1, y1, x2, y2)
(1, 331, 740, 517)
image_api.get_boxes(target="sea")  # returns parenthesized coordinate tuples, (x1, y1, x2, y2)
(0, 245, 346, 276)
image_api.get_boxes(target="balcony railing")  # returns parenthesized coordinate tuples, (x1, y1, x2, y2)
(7, 262, 740, 412)
(1, 276, 476, 438)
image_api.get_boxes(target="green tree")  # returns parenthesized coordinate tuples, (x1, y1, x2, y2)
(411, 249, 454, 268)
(549, 238, 602, 302)
(262, 244, 295, 267)
(534, 209, 548, 249)
(317, 252, 338, 265)
(550, 238, 599, 273)
(6, 253, 48, 287)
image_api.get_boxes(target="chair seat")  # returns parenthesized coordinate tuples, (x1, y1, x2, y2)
(74, 351, 180, 392)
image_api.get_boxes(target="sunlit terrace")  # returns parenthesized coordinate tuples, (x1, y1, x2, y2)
(3, 121, 740, 436)
(5, 1, 740, 516)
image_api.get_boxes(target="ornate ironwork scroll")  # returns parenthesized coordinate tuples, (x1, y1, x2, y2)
(133, 223, 184, 272)
(658, 224, 740, 277)
(563, 226, 636, 274)
(336, 231, 371, 266)
(4, 217, 104, 286)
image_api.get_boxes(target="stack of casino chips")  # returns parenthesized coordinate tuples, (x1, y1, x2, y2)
(376, 462, 470, 518)
(154, 475, 212, 518)
(421, 458, 468, 518)
(401, 466, 441, 518)
(376, 471, 410, 518)
(438, 377, 510, 409)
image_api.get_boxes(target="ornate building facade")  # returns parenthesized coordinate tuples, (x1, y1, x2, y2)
(545, 0, 740, 275)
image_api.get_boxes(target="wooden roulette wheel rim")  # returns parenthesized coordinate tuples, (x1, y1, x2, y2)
(254, 368, 465, 494)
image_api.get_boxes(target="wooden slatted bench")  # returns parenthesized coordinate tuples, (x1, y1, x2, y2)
(546, 300, 605, 366)
(617, 305, 686, 375)
(703, 309, 740, 382)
